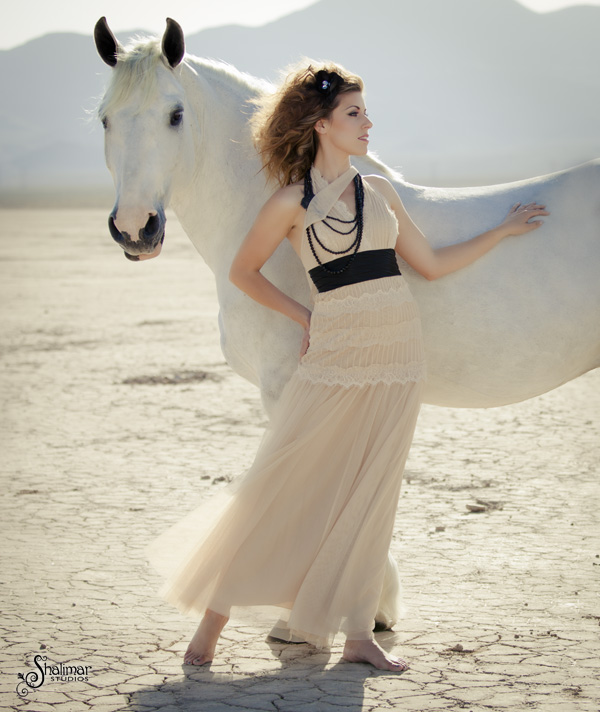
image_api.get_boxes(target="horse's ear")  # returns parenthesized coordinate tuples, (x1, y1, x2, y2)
(162, 18, 185, 68)
(94, 17, 120, 67)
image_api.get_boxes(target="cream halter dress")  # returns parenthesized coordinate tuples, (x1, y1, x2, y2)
(147, 165, 427, 647)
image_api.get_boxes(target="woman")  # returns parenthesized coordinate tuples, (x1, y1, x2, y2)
(148, 62, 547, 672)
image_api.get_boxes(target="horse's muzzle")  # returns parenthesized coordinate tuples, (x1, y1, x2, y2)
(108, 208, 166, 260)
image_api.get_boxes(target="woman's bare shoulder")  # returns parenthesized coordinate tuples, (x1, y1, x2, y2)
(252, 181, 305, 238)
(266, 182, 305, 212)
(363, 174, 407, 215)
(363, 174, 397, 199)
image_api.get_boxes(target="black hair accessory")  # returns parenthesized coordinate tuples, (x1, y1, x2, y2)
(314, 69, 343, 98)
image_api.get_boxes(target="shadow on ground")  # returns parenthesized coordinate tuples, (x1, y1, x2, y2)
(128, 649, 377, 712)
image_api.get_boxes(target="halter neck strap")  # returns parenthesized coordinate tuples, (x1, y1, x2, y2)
(303, 165, 359, 231)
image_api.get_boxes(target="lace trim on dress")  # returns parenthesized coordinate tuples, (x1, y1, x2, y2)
(296, 360, 427, 388)
(308, 316, 423, 352)
(314, 284, 414, 317)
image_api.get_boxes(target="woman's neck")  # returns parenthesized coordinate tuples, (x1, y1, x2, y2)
(312, 153, 352, 184)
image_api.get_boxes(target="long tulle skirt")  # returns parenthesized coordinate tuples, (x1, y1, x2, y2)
(147, 371, 423, 648)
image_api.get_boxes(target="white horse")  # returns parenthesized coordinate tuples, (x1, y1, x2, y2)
(94, 18, 600, 412)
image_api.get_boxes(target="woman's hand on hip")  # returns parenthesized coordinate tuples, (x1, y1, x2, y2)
(299, 315, 311, 358)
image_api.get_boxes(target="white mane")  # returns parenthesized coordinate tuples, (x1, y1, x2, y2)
(186, 54, 273, 97)
(99, 37, 192, 118)
(98, 35, 271, 121)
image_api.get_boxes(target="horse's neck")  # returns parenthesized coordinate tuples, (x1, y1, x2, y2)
(172, 60, 269, 272)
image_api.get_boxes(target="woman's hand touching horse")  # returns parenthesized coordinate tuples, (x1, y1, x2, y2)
(499, 202, 549, 237)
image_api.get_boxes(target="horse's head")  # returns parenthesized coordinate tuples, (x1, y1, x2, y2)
(95, 17, 194, 261)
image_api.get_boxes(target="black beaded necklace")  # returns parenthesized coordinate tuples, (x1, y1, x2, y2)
(302, 170, 365, 275)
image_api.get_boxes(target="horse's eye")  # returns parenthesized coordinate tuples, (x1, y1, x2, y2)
(170, 109, 183, 127)
(101, 116, 108, 130)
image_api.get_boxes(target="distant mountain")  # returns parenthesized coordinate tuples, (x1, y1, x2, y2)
(1, 0, 599, 200)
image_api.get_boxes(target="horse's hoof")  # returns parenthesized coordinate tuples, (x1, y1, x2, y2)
(266, 634, 307, 644)
(373, 620, 393, 633)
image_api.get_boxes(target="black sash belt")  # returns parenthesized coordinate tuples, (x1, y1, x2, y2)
(308, 248, 401, 293)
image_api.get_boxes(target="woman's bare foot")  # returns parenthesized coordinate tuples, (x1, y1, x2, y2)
(342, 638, 409, 672)
(183, 609, 229, 666)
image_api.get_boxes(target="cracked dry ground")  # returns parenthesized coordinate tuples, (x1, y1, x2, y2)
(1, 209, 599, 712)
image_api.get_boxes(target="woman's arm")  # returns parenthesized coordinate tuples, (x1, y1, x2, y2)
(229, 186, 311, 334)
(366, 175, 549, 281)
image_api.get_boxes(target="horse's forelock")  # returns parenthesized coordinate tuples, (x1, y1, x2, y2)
(99, 37, 177, 117)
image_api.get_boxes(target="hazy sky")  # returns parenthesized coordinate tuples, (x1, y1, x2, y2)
(3, 0, 599, 50)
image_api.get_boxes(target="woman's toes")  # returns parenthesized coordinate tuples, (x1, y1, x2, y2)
(184, 651, 210, 666)
(184, 646, 206, 665)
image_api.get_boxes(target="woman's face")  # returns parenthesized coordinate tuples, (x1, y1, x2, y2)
(316, 91, 373, 156)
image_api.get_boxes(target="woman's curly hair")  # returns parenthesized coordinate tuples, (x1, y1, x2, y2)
(250, 60, 364, 187)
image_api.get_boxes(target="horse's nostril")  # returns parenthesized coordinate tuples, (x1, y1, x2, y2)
(108, 215, 125, 245)
(144, 213, 160, 239)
